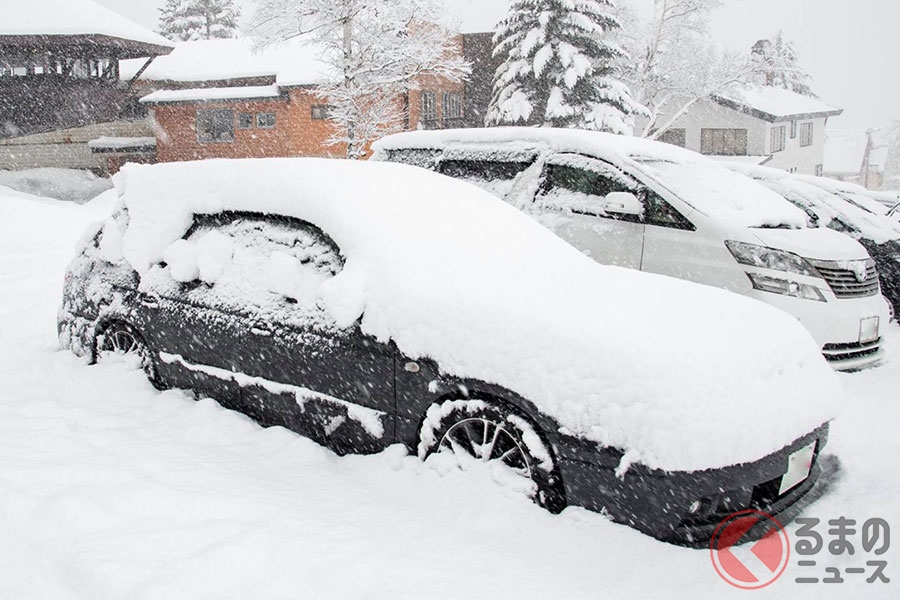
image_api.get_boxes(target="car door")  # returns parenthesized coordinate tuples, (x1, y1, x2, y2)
(183, 214, 395, 454)
(532, 155, 646, 269)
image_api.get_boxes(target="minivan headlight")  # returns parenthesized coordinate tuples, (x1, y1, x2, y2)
(725, 240, 820, 277)
(747, 273, 826, 301)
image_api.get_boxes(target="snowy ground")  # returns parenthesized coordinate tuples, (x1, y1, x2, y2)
(0, 187, 897, 599)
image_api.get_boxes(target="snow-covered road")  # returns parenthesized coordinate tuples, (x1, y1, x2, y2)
(1, 187, 896, 599)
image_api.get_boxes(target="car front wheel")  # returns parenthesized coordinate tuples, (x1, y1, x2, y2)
(95, 321, 158, 385)
(418, 398, 566, 513)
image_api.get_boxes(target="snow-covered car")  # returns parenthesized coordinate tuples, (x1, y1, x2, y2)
(726, 163, 900, 320)
(373, 128, 890, 370)
(59, 158, 839, 546)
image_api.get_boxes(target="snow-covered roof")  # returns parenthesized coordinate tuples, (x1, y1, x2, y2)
(713, 86, 842, 122)
(140, 85, 284, 105)
(0, 0, 173, 55)
(824, 129, 887, 175)
(120, 38, 329, 86)
(374, 127, 809, 229)
(441, 0, 509, 33)
(104, 157, 838, 472)
(88, 137, 157, 151)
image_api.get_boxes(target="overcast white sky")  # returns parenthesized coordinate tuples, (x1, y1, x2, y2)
(96, 0, 899, 130)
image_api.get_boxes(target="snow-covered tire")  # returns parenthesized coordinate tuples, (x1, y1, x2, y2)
(95, 321, 159, 387)
(418, 398, 566, 513)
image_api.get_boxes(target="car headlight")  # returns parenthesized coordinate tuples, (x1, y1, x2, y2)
(747, 273, 826, 302)
(725, 240, 820, 277)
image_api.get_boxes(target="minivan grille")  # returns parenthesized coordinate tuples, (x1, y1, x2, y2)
(808, 259, 879, 298)
(822, 338, 881, 362)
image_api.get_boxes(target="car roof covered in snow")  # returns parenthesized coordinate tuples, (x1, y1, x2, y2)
(373, 127, 809, 229)
(727, 163, 900, 244)
(1, 0, 173, 56)
(106, 158, 839, 473)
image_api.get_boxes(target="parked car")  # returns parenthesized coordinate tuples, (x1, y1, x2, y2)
(60, 158, 839, 546)
(725, 163, 900, 320)
(373, 128, 890, 370)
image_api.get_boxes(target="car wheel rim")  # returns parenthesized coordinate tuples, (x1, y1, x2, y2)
(438, 417, 533, 479)
(104, 329, 139, 355)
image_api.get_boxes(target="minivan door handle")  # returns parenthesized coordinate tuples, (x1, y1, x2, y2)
(250, 323, 273, 336)
(138, 292, 159, 308)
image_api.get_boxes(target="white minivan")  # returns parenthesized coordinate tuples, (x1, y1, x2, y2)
(373, 127, 890, 370)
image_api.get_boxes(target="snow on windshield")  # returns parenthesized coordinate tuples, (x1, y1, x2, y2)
(108, 158, 839, 472)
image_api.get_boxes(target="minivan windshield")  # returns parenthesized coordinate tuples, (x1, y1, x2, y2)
(631, 156, 809, 230)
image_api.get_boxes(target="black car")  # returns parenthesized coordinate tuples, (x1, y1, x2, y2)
(59, 159, 834, 546)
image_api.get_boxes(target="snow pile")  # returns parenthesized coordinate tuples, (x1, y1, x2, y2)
(120, 38, 330, 87)
(796, 175, 893, 216)
(1, 0, 173, 48)
(107, 158, 840, 472)
(727, 164, 900, 244)
(715, 85, 841, 119)
(374, 127, 809, 229)
(0, 168, 112, 204)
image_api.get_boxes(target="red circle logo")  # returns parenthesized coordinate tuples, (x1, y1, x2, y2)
(710, 510, 790, 589)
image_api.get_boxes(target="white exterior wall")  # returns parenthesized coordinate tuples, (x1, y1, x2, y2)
(762, 117, 828, 175)
(638, 98, 830, 176)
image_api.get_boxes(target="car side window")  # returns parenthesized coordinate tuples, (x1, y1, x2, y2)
(641, 186, 695, 230)
(537, 157, 641, 222)
(159, 213, 343, 323)
(437, 159, 532, 198)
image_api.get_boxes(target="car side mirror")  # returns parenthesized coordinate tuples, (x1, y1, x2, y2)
(602, 192, 643, 217)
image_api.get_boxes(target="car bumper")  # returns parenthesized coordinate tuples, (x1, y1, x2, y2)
(555, 423, 831, 546)
(746, 288, 889, 370)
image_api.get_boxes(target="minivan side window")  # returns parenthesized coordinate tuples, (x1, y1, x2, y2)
(539, 158, 693, 229)
(437, 159, 532, 198)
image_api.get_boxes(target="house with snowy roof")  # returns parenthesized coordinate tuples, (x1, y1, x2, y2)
(123, 37, 466, 163)
(648, 86, 843, 176)
(0, 0, 173, 171)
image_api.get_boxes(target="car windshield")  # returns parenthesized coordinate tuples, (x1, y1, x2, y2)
(630, 156, 808, 229)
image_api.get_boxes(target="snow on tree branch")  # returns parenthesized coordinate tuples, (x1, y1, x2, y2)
(159, 0, 240, 42)
(247, 0, 470, 159)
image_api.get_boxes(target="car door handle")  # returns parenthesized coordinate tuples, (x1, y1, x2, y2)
(251, 324, 273, 336)
(139, 292, 159, 308)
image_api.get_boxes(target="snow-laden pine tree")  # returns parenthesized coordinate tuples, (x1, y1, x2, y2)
(248, 0, 469, 159)
(158, 0, 240, 42)
(750, 31, 815, 96)
(486, 0, 644, 133)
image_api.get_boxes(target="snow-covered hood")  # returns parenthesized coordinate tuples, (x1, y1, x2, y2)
(107, 158, 840, 473)
(749, 227, 871, 262)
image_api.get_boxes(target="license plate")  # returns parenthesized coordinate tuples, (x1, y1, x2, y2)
(859, 316, 880, 344)
(779, 441, 817, 495)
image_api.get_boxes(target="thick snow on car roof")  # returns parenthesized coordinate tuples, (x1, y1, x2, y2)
(728, 164, 900, 244)
(374, 128, 809, 229)
(110, 158, 839, 472)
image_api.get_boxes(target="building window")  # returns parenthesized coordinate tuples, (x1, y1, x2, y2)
(196, 109, 234, 143)
(657, 128, 686, 148)
(238, 113, 254, 129)
(442, 92, 462, 121)
(311, 105, 332, 120)
(799, 122, 813, 147)
(770, 125, 786, 153)
(790, 120, 797, 139)
(256, 112, 276, 129)
(700, 128, 748, 156)
(815, 164, 823, 177)
(421, 91, 437, 123)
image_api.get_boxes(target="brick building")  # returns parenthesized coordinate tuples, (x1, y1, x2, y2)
(125, 38, 466, 162)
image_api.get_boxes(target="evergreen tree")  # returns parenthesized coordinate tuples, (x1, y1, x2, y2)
(158, 0, 240, 42)
(750, 31, 815, 96)
(486, 0, 644, 133)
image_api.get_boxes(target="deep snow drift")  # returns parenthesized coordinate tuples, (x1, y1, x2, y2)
(105, 158, 840, 472)
(0, 185, 897, 599)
